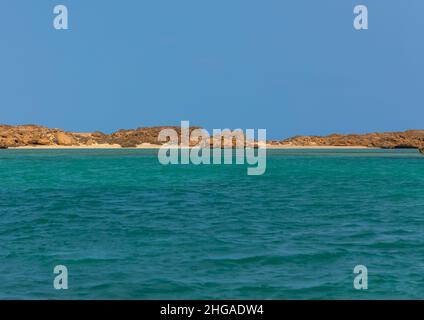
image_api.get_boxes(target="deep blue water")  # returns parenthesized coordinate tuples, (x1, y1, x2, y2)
(0, 149, 423, 299)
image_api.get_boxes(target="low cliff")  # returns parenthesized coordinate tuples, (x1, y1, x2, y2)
(276, 130, 424, 152)
(0, 125, 200, 148)
(1, 125, 424, 153)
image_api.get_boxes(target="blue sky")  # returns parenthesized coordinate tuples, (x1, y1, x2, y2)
(1, 1, 423, 138)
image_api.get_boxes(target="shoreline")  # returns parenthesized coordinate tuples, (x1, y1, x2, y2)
(7, 144, 379, 150)
(1, 125, 423, 153)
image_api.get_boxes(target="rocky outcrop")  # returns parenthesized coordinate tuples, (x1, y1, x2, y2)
(0, 125, 57, 147)
(0, 125, 423, 154)
(0, 124, 201, 148)
(55, 132, 77, 146)
(208, 132, 262, 149)
(278, 130, 424, 152)
(104, 126, 202, 147)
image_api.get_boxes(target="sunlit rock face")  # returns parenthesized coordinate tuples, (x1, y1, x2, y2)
(0, 124, 423, 154)
(278, 130, 424, 152)
(0, 124, 201, 148)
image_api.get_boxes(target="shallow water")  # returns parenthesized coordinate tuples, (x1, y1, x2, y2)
(0, 149, 423, 299)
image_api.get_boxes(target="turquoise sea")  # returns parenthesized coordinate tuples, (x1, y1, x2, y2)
(0, 149, 423, 299)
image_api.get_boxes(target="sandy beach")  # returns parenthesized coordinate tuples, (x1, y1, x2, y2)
(9, 144, 377, 150)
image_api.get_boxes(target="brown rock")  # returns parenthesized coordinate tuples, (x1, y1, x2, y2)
(91, 131, 106, 138)
(280, 130, 424, 154)
(33, 137, 51, 145)
(55, 132, 77, 146)
(0, 124, 423, 156)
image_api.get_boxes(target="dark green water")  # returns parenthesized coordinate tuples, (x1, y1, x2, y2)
(0, 149, 423, 299)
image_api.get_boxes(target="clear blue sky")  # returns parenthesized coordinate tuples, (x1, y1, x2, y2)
(1, 1, 423, 138)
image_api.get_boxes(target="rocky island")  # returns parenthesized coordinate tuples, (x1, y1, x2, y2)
(271, 130, 424, 154)
(0, 125, 200, 149)
(0, 124, 423, 154)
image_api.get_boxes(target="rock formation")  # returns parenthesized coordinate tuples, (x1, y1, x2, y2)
(0, 125, 423, 154)
(0, 125, 57, 148)
(0, 125, 201, 148)
(276, 130, 424, 152)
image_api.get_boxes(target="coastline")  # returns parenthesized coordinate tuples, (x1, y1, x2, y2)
(8, 144, 378, 150)
(265, 145, 375, 150)
(1, 125, 422, 153)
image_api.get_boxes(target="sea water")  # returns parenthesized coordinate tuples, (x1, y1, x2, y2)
(0, 149, 423, 299)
